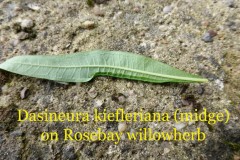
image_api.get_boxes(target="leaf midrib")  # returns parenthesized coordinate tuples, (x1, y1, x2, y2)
(14, 62, 207, 82)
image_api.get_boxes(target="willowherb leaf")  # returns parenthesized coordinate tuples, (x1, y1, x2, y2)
(0, 50, 208, 83)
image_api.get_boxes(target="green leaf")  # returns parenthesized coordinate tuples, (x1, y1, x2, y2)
(0, 50, 208, 83)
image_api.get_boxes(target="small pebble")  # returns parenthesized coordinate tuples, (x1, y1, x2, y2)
(163, 148, 170, 155)
(188, 120, 195, 126)
(112, 93, 126, 104)
(92, 6, 105, 17)
(163, 5, 172, 14)
(20, 87, 30, 99)
(1, 85, 9, 94)
(11, 39, 20, 46)
(130, 128, 135, 133)
(118, 122, 127, 132)
(124, 0, 130, 5)
(208, 30, 217, 37)
(121, 133, 126, 140)
(65, 43, 71, 48)
(202, 30, 217, 42)
(94, 99, 103, 107)
(201, 20, 210, 27)
(88, 87, 98, 98)
(113, 11, 123, 20)
(82, 21, 96, 29)
(17, 32, 29, 40)
(174, 123, 186, 130)
(133, 6, 141, 13)
(20, 18, 34, 29)
(118, 95, 126, 104)
(27, 3, 41, 11)
(126, 82, 133, 88)
(159, 25, 168, 32)
(214, 79, 224, 90)
(182, 100, 190, 106)
(202, 32, 213, 42)
(0, 36, 7, 43)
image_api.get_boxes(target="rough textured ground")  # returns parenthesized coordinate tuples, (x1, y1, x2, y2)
(0, 0, 240, 159)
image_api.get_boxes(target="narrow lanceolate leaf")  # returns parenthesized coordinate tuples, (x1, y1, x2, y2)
(0, 50, 208, 83)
